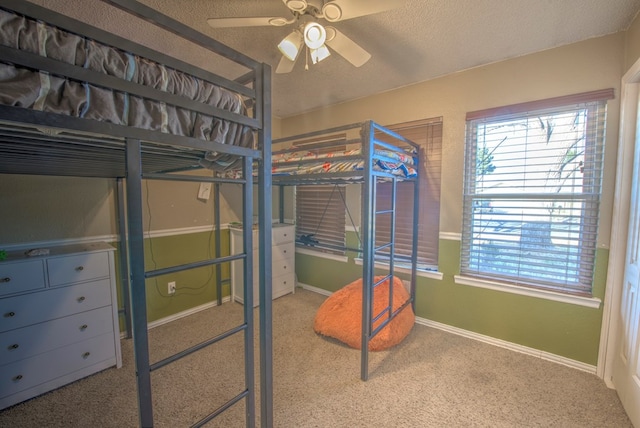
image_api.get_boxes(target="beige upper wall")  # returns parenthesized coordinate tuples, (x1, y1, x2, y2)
(279, 33, 625, 246)
(0, 175, 117, 245)
(0, 8, 631, 247)
(0, 171, 225, 246)
(0, 0, 282, 246)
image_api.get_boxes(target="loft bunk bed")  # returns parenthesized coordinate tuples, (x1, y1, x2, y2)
(271, 121, 421, 381)
(0, 0, 274, 427)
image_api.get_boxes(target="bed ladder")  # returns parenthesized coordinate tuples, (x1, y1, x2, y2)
(360, 120, 420, 381)
(360, 161, 399, 379)
(125, 142, 261, 427)
(364, 173, 418, 380)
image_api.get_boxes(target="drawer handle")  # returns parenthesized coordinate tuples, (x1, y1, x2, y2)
(75, 266, 84, 272)
(4, 311, 15, 318)
(0, 277, 10, 283)
(12, 375, 23, 382)
(82, 352, 91, 359)
(77, 296, 86, 303)
(80, 324, 88, 331)
(8, 343, 19, 350)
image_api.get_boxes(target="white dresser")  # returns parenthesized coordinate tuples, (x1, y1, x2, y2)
(230, 223, 295, 307)
(0, 242, 122, 410)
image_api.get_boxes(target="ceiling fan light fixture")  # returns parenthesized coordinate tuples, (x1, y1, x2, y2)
(303, 22, 326, 49)
(285, 0, 307, 12)
(322, 3, 342, 22)
(310, 45, 331, 64)
(268, 17, 291, 26)
(278, 30, 303, 61)
(324, 26, 336, 42)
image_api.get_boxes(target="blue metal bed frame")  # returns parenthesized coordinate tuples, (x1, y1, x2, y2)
(273, 121, 421, 381)
(0, 1, 273, 426)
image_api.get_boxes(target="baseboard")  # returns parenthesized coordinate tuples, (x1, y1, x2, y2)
(414, 317, 596, 374)
(120, 296, 231, 338)
(148, 297, 232, 329)
(298, 283, 596, 374)
(298, 282, 332, 297)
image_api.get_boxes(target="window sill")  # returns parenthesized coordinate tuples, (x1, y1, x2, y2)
(295, 247, 348, 263)
(354, 258, 444, 280)
(453, 275, 601, 308)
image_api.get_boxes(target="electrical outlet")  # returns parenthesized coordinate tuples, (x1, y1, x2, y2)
(168, 281, 176, 295)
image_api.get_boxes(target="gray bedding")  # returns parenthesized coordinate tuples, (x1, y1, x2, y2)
(0, 8, 253, 170)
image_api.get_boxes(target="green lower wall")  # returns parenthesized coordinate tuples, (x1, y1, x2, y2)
(111, 229, 231, 329)
(111, 229, 607, 366)
(296, 233, 608, 366)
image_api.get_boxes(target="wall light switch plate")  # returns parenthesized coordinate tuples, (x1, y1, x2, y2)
(198, 182, 212, 200)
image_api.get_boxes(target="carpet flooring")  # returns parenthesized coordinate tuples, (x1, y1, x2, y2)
(0, 288, 632, 427)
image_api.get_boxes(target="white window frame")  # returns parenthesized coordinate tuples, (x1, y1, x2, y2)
(459, 89, 614, 296)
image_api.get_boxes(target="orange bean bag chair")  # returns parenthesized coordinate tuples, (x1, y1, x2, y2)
(313, 275, 415, 351)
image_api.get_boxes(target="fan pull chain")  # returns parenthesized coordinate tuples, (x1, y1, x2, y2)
(305, 45, 309, 71)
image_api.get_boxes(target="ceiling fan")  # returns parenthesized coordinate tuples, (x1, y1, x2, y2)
(206, 0, 406, 73)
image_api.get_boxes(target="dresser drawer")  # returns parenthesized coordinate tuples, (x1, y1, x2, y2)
(245, 249, 293, 272)
(272, 256, 294, 278)
(231, 224, 296, 307)
(231, 225, 295, 249)
(0, 260, 45, 297)
(272, 242, 294, 263)
(273, 225, 294, 245)
(273, 272, 295, 299)
(47, 251, 110, 287)
(0, 306, 115, 366)
(0, 333, 116, 399)
(0, 279, 112, 333)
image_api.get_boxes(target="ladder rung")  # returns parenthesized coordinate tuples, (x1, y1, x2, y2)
(150, 323, 247, 372)
(374, 243, 392, 252)
(145, 253, 244, 278)
(370, 316, 392, 338)
(373, 274, 392, 289)
(191, 389, 249, 428)
(372, 306, 391, 324)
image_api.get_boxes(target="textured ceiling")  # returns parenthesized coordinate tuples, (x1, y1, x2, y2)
(31, 0, 640, 118)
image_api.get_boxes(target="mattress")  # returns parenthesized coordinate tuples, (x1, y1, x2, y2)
(271, 147, 417, 178)
(0, 8, 253, 171)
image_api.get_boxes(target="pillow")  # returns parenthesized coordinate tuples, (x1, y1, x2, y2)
(313, 275, 414, 351)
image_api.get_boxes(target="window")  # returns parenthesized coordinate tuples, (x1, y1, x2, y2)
(461, 89, 613, 295)
(296, 185, 346, 255)
(374, 118, 443, 270)
(294, 121, 443, 263)
(294, 135, 347, 256)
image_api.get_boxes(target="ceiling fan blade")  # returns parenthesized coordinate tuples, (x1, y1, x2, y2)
(322, 0, 406, 22)
(325, 27, 371, 67)
(207, 16, 292, 28)
(276, 55, 297, 74)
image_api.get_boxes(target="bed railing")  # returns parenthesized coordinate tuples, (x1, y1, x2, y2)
(0, 0, 262, 161)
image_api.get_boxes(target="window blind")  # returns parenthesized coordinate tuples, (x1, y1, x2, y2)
(374, 118, 443, 269)
(294, 135, 347, 255)
(461, 89, 613, 294)
(296, 184, 346, 255)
